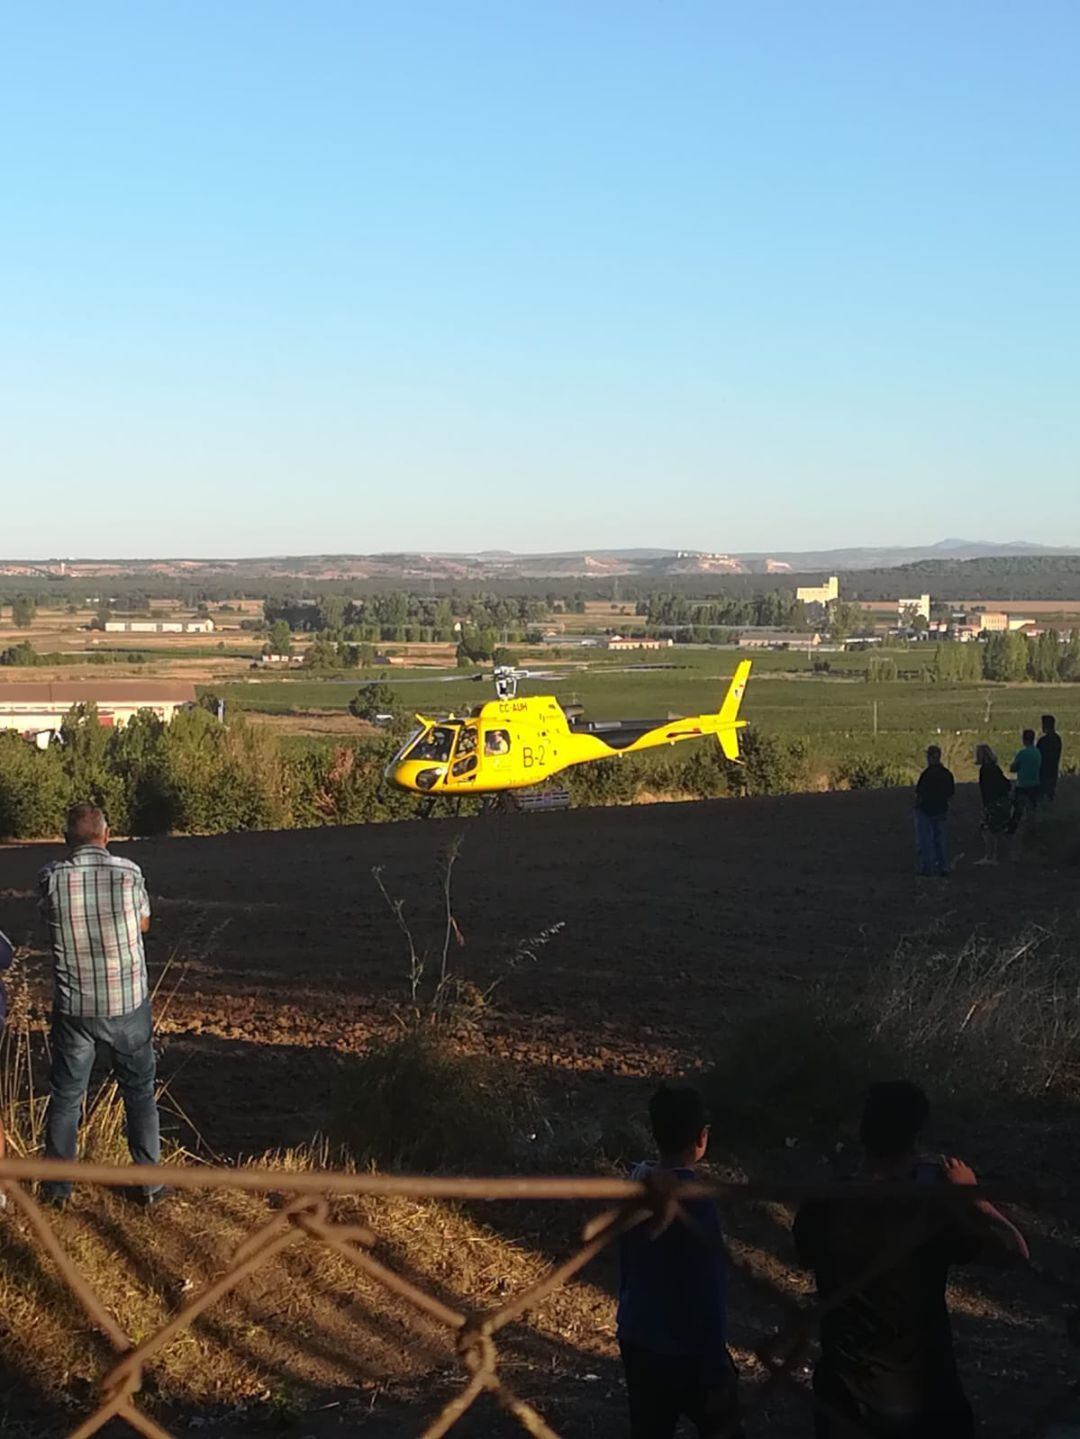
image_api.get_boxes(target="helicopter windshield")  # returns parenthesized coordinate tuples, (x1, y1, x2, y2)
(391, 726, 424, 764)
(405, 724, 457, 764)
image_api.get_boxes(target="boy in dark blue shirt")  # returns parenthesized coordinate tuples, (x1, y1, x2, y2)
(617, 1085, 741, 1437)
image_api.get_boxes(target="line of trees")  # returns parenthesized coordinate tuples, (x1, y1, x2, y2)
(639, 592, 878, 642)
(0, 703, 422, 839)
(933, 630, 1080, 683)
(261, 592, 547, 645)
(0, 642, 150, 668)
(640, 591, 807, 630)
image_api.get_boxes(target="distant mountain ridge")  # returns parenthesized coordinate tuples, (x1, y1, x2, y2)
(2, 539, 1077, 582)
(733, 539, 1076, 571)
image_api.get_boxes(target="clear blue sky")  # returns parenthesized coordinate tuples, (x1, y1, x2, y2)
(2, 1, 1078, 557)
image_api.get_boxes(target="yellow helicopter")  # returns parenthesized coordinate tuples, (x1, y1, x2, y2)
(386, 660, 751, 810)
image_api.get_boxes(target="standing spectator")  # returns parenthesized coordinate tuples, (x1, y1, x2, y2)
(794, 1081, 1028, 1439)
(1037, 715, 1062, 802)
(38, 804, 164, 1208)
(913, 746, 955, 877)
(974, 744, 1011, 866)
(617, 1084, 742, 1438)
(0, 927, 12, 1205)
(1008, 729, 1042, 832)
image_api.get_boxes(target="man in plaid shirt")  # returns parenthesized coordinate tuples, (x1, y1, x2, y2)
(38, 803, 163, 1207)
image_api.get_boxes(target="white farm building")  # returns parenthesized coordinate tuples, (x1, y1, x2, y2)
(0, 682, 197, 744)
(103, 619, 215, 634)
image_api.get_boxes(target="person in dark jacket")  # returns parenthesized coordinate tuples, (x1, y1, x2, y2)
(914, 746, 955, 877)
(794, 1082, 1029, 1439)
(1038, 715, 1062, 802)
(974, 744, 1011, 866)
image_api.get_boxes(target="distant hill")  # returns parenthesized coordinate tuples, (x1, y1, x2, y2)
(2, 540, 1077, 586)
(734, 539, 1077, 572)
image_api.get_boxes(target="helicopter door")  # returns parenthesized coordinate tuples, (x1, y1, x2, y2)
(450, 724, 480, 782)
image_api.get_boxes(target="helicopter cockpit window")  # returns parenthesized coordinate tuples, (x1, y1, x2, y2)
(408, 725, 456, 763)
(484, 729, 511, 756)
(456, 726, 478, 758)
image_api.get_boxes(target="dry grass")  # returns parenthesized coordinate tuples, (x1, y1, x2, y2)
(704, 921, 1080, 1150)
(0, 956, 610, 1430)
(0, 1139, 617, 1426)
(872, 924, 1080, 1099)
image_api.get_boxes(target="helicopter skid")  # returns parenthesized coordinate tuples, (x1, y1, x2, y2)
(508, 786, 571, 813)
(415, 787, 571, 819)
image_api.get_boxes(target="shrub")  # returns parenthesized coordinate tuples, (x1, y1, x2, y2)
(564, 756, 644, 806)
(108, 709, 177, 835)
(831, 753, 915, 790)
(347, 681, 400, 724)
(0, 641, 41, 666)
(290, 737, 415, 826)
(668, 745, 730, 800)
(723, 727, 811, 797)
(703, 995, 893, 1148)
(59, 703, 129, 829)
(0, 733, 69, 838)
(162, 708, 293, 833)
(333, 1028, 535, 1169)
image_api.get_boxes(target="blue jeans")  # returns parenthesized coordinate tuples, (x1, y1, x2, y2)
(44, 999, 161, 1199)
(914, 810, 948, 875)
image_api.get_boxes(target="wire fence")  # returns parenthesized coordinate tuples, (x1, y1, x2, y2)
(0, 1156, 1076, 1439)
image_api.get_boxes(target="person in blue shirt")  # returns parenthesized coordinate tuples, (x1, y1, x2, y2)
(617, 1084, 741, 1437)
(1008, 729, 1042, 833)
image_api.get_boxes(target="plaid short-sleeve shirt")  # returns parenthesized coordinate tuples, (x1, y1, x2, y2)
(38, 846, 151, 1018)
